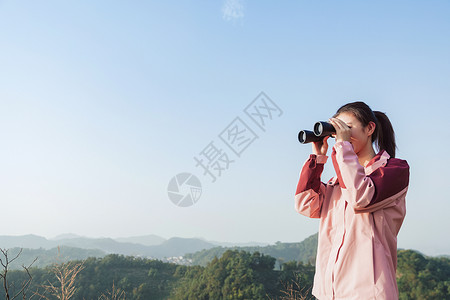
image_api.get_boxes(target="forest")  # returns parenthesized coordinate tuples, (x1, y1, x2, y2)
(0, 247, 449, 299)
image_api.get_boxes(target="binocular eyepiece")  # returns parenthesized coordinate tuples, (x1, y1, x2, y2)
(298, 121, 336, 144)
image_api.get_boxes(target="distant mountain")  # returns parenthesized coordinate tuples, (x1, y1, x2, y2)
(4, 246, 105, 270)
(51, 233, 84, 240)
(52, 237, 154, 257)
(206, 240, 270, 247)
(0, 234, 216, 259)
(3, 233, 444, 274)
(115, 234, 166, 246)
(184, 233, 319, 269)
(0, 234, 52, 249)
(147, 237, 216, 258)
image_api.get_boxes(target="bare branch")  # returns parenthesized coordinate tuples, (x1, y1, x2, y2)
(0, 249, 7, 269)
(1, 248, 39, 300)
(11, 257, 37, 300)
(9, 248, 24, 265)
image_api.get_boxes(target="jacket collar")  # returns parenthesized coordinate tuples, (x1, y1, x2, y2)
(327, 149, 390, 186)
(364, 149, 390, 175)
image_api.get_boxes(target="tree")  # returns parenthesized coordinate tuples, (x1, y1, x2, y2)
(397, 249, 450, 299)
(0, 248, 36, 300)
(171, 250, 278, 300)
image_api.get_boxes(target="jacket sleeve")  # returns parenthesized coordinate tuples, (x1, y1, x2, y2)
(332, 141, 410, 213)
(294, 154, 328, 218)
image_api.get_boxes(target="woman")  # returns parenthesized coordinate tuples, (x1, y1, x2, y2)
(295, 101, 409, 299)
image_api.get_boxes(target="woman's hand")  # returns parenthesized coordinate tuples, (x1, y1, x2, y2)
(329, 118, 352, 142)
(312, 136, 330, 156)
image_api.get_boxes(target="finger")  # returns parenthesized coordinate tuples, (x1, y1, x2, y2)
(331, 118, 348, 130)
(332, 118, 349, 129)
(330, 117, 343, 127)
(329, 118, 343, 130)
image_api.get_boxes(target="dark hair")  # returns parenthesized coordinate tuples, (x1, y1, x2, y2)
(333, 101, 397, 158)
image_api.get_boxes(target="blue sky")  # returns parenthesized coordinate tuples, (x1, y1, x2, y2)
(0, 0, 449, 256)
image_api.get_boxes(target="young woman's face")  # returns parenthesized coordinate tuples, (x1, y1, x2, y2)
(335, 112, 375, 155)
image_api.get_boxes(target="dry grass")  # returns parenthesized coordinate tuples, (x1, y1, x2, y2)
(274, 272, 314, 300)
(98, 281, 126, 300)
(34, 247, 85, 300)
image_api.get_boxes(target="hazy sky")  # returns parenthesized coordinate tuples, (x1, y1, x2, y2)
(1, 0, 449, 256)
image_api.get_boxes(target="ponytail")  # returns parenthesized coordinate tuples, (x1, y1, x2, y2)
(335, 101, 398, 158)
(373, 111, 396, 158)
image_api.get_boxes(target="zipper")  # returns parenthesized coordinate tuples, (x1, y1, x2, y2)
(332, 201, 348, 298)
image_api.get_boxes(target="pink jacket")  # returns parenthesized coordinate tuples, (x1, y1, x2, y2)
(295, 141, 409, 300)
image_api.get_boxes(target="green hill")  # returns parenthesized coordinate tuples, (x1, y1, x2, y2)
(184, 232, 318, 269)
(3, 246, 105, 270)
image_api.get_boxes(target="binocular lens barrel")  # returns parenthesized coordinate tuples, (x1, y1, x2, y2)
(313, 121, 336, 137)
(298, 130, 325, 144)
(298, 121, 336, 144)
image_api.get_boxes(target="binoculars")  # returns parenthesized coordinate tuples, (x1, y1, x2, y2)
(298, 121, 336, 144)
